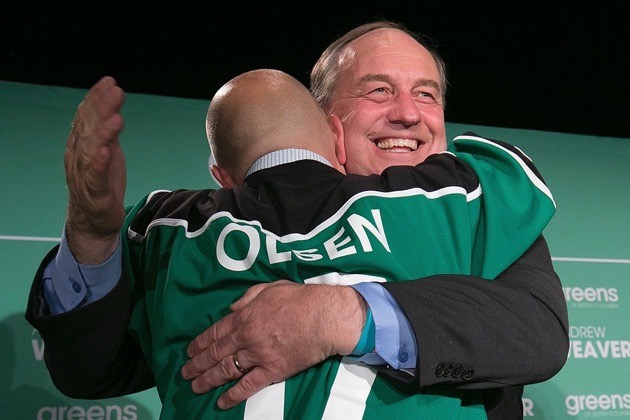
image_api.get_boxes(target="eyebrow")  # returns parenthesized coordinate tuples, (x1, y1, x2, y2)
(358, 74, 441, 93)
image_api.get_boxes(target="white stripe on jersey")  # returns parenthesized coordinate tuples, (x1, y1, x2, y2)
(244, 381, 285, 419)
(322, 357, 377, 420)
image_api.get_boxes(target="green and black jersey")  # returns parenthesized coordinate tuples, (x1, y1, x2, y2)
(123, 133, 555, 419)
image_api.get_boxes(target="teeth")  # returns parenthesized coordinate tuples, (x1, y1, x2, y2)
(376, 139, 419, 150)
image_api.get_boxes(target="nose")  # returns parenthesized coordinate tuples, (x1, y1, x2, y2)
(387, 92, 422, 126)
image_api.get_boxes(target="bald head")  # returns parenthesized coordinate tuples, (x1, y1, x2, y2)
(207, 69, 344, 186)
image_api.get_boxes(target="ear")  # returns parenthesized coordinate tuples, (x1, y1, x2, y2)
(328, 114, 346, 167)
(211, 165, 237, 188)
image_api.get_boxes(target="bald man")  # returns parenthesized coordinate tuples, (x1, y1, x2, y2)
(27, 69, 555, 418)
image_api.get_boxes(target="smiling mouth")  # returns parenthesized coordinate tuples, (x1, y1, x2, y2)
(376, 138, 419, 151)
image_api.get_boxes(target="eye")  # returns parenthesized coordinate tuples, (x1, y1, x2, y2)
(365, 86, 389, 95)
(415, 90, 439, 104)
(362, 86, 392, 102)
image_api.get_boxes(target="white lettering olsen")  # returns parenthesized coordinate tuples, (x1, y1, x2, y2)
(216, 209, 391, 272)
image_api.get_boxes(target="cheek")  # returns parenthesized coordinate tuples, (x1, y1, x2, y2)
(341, 101, 382, 130)
(340, 129, 374, 175)
(341, 132, 367, 162)
(341, 113, 371, 153)
(423, 107, 446, 133)
(434, 138, 448, 152)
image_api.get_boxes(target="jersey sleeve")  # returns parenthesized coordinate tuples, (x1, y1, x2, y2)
(449, 132, 556, 279)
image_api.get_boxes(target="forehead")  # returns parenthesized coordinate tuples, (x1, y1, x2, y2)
(342, 28, 440, 84)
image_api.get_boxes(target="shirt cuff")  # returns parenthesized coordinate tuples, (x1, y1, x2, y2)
(350, 282, 418, 369)
(42, 228, 123, 314)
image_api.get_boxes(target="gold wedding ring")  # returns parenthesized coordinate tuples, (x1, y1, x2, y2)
(233, 354, 249, 374)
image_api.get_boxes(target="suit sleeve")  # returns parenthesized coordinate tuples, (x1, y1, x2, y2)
(381, 234, 569, 389)
(25, 245, 155, 398)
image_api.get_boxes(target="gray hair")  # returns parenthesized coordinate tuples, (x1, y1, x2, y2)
(310, 20, 447, 110)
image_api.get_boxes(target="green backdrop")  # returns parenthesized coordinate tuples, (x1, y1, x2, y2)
(1, 80, 628, 419)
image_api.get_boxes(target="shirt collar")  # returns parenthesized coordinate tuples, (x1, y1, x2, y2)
(245, 148, 332, 178)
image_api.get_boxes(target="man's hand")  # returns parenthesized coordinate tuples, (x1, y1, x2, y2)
(181, 280, 366, 409)
(64, 76, 126, 264)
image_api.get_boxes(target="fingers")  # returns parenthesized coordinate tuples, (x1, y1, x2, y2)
(181, 343, 230, 382)
(230, 279, 294, 311)
(182, 312, 247, 383)
(184, 282, 283, 371)
(186, 312, 237, 359)
(216, 368, 275, 410)
(182, 281, 306, 402)
(88, 76, 124, 114)
(187, 352, 252, 395)
(70, 77, 123, 140)
(74, 77, 124, 151)
(229, 283, 269, 311)
(65, 77, 125, 181)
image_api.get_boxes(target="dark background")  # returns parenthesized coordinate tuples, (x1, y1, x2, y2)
(3, 2, 629, 138)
